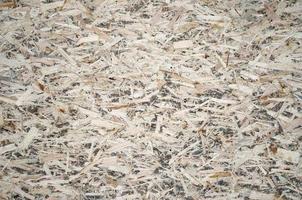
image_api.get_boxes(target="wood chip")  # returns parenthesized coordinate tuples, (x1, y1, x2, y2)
(173, 40, 194, 49)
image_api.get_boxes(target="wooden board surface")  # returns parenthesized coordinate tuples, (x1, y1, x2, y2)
(0, 0, 301, 199)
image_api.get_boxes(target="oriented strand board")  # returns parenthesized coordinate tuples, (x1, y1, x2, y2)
(0, 0, 301, 199)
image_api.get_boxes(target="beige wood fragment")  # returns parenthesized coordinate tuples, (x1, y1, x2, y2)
(249, 191, 275, 200)
(0, 0, 16, 9)
(18, 127, 39, 150)
(57, 47, 78, 68)
(0, 112, 4, 128)
(173, 40, 194, 49)
(77, 35, 99, 45)
(41, 1, 64, 12)
(0, 95, 18, 105)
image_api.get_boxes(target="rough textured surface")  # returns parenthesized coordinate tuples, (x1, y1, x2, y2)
(0, 0, 301, 199)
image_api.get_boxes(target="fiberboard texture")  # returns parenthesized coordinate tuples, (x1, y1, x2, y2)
(0, 0, 302, 199)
